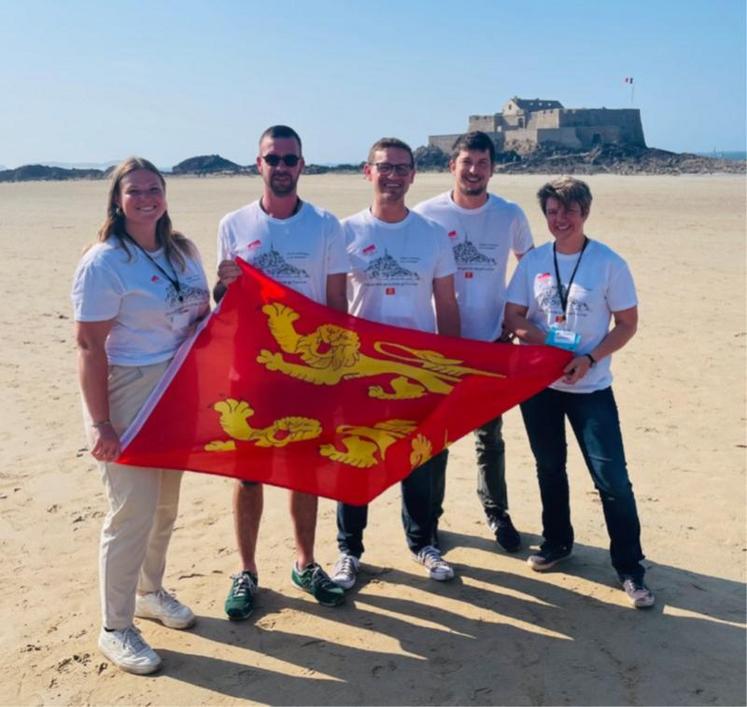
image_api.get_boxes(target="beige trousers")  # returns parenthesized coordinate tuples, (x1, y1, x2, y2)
(85, 360, 183, 630)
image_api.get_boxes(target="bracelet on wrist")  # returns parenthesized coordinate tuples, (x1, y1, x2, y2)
(585, 353, 596, 367)
(92, 419, 112, 429)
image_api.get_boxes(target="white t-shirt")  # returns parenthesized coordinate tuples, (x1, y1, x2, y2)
(72, 239, 210, 366)
(344, 209, 456, 333)
(506, 239, 637, 393)
(217, 200, 349, 305)
(414, 191, 533, 341)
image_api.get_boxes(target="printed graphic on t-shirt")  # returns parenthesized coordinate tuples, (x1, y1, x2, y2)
(364, 250, 419, 284)
(253, 245, 310, 280)
(453, 237, 496, 268)
(164, 282, 210, 308)
(536, 281, 591, 317)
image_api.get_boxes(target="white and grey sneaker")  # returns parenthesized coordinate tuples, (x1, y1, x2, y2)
(621, 577, 656, 609)
(414, 545, 454, 581)
(98, 625, 161, 675)
(135, 588, 196, 629)
(332, 554, 360, 590)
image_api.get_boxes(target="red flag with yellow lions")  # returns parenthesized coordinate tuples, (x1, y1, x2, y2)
(119, 259, 570, 505)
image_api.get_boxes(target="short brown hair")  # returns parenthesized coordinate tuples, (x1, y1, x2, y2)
(258, 125, 303, 155)
(537, 176, 593, 216)
(450, 131, 496, 164)
(367, 137, 414, 167)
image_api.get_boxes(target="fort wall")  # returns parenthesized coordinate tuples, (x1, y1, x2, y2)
(430, 98, 647, 153)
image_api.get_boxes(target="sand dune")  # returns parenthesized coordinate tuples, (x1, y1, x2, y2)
(1, 173, 745, 705)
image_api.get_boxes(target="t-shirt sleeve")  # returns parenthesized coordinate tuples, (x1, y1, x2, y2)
(606, 258, 638, 312)
(433, 225, 457, 278)
(511, 206, 534, 255)
(506, 256, 531, 307)
(71, 255, 124, 322)
(216, 217, 231, 266)
(325, 216, 351, 275)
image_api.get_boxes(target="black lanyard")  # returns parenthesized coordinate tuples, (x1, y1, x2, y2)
(124, 233, 183, 302)
(552, 237, 588, 323)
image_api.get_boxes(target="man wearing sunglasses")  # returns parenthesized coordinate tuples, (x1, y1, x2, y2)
(413, 131, 534, 554)
(215, 125, 349, 619)
(331, 137, 461, 591)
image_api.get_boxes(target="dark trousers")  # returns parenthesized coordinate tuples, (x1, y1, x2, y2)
(336, 451, 448, 558)
(431, 415, 507, 525)
(520, 386, 646, 581)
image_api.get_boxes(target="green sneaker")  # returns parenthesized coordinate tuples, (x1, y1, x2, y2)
(225, 571, 258, 621)
(291, 563, 345, 607)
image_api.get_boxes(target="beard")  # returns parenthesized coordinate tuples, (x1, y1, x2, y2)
(269, 173, 298, 197)
(458, 180, 487, 198)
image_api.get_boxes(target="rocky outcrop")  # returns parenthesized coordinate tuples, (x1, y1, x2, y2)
(414, 145, 449, 171)
(172, 154, 243, 175)
(491, 144, 745, 175)
(0, 164, 103, 182)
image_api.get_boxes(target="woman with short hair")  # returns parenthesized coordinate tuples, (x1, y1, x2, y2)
(504, 176, 654, 609)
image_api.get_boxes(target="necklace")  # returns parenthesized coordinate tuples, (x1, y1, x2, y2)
(124, 232, 183, 302)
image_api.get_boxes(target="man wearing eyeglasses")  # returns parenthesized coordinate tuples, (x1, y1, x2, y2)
(215, 125, 349, 619)
(413, 131, 534, 554)
(330, 137, 460, 591)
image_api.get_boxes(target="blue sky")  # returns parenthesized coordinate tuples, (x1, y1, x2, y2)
(1, 0, 745, 168)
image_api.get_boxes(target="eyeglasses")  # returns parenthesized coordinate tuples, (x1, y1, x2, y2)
(371, 162, 413, 176)
(261, 154, 301, 167)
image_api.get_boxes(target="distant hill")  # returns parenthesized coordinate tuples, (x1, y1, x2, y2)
(172, 154, 243, 175)
(2, 147, 743, 183)
(0, 164, 104, 182)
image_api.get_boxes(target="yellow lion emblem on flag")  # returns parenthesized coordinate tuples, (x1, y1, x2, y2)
(256, 303, 503, 399)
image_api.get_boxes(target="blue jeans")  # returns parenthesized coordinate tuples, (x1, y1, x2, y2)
(336, 451, 448, 558)
(431, 415, 507, 526)
(520, 386, 645, 581)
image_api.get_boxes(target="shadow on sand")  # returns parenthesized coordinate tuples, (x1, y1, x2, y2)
(156, 531, 745, 705)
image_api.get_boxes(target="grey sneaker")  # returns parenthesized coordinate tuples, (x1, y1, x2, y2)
(332, 554, 360, 590)
(527, 544, 572, 571)
(135, 589, 196, 629)
(98, 626, 161, 675)
(414, 545, 454, 581)
(622, 577, 655, 609)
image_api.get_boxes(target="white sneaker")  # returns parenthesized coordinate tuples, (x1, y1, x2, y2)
(414, 545, 454, 581)
(135, 588, 196, 629)
(332, 554, 360, 590)
(98, 626, 161, 675)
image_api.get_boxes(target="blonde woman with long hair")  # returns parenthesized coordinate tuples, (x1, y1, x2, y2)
(72, 157, 209, 673)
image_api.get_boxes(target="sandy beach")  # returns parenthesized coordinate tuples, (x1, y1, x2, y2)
(1, 172, 745, 706)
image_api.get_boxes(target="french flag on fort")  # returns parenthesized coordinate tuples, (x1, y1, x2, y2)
(118, 259, 570, 505)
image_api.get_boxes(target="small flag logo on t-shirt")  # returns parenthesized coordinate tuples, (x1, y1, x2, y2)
(448, 230, 458, 239)
(385, 287, 396, 295)
(151, 275, 160, 283)
(464, 272, 474, 279)
(362, 244, 376, 255)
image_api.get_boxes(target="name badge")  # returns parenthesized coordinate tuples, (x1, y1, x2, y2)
(545, 327, 580, 351)
(171, 311, 192, 332)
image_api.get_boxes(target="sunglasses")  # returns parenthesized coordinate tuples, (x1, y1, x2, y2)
(261, 154, 301, 167)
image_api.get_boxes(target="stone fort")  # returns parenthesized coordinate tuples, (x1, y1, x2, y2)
(429, 97, 646, 154)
